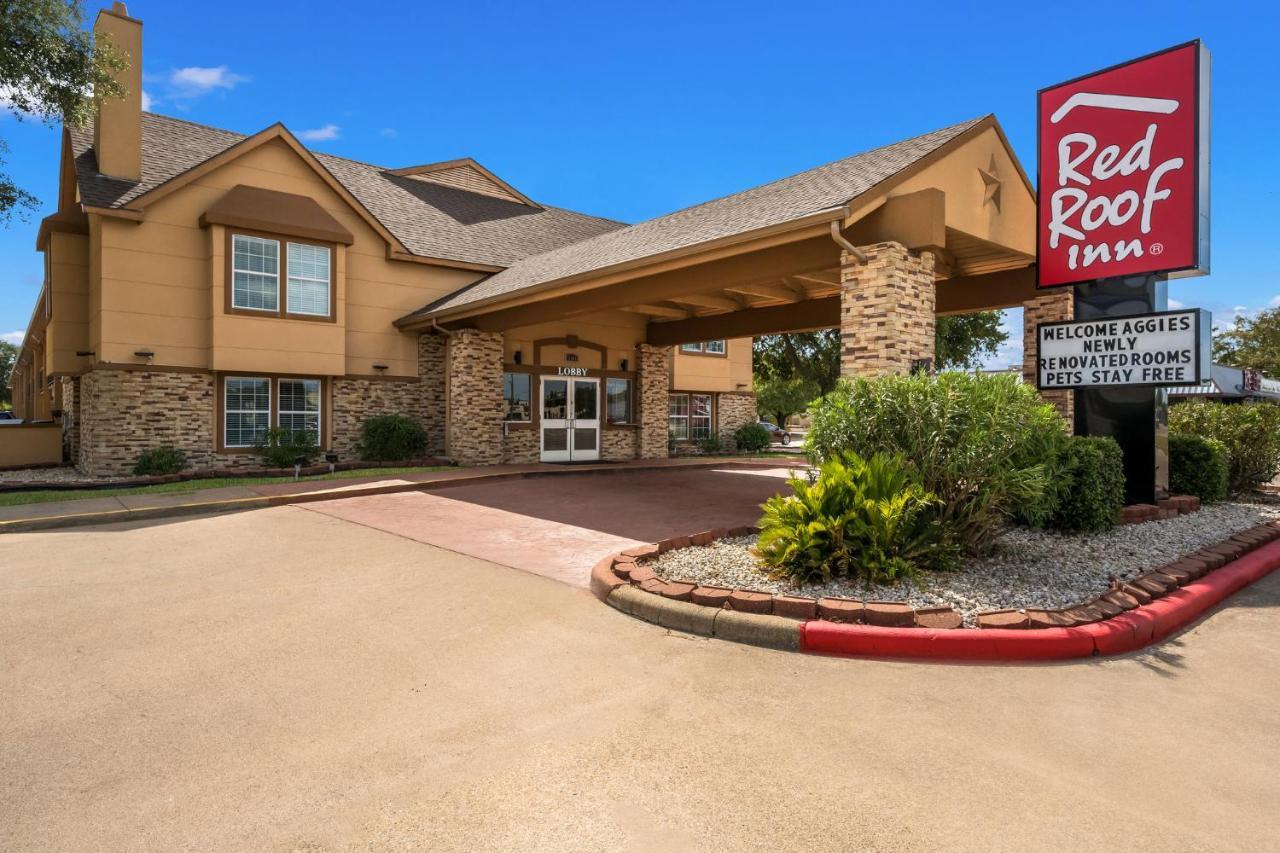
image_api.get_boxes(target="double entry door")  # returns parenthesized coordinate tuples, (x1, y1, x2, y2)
(539, 376, 600, 462)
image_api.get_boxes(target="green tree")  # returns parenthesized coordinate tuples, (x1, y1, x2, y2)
(0, 0, 127, 223)
(753, 311, 1009, 391)
(935, 311, 1008, 370)
(0, 339, 17, 407)
(753, 330, 841, 395)
(755, 375, 819, 426)
(1214, 306, 1280, 377)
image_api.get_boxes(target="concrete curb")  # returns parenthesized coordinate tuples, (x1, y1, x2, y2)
(605, 585, 801, 651)
(597, 521, 1280, 663)
(0, 457, 803, 535)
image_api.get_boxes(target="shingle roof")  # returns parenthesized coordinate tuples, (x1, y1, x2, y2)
(410, 116, 988, 319)
(67, 113, 625, 268)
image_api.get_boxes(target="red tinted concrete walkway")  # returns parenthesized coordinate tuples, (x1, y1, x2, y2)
(301, 467, 798, 587)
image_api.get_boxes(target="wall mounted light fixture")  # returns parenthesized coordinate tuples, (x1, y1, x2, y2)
(134, 349, 155, 361)
(373, 363, 389, 373)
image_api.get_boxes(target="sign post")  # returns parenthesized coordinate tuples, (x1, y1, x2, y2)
(1036, 41, 1211, 504)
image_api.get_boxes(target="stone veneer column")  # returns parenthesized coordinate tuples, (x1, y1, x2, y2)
(839, 242, 936, 378)
(445, 329, 505, 465)
(637, 343, 671, 459)
(716, 391, 758, 450)
(1023, 290, 1075, 425)
(61, 376, 80, 464)
(419, 333, 447, 456)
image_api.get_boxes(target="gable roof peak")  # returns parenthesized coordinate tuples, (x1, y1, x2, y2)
(384, 157, 539, 208)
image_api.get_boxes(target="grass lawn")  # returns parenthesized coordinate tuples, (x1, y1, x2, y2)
(0, 466, 453, 508)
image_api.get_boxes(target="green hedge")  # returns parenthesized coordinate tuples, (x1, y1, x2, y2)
(733, 422, 771, 452)
(133, 445, 188, 476)
(254, 427, 319, 469)
(1169, 433, 1229, 503)
(359, 414, 428, 461)
(1045, 436, 1125, 533)
(1169, 401, 1280, 494)
(805, 372, 1067, 554)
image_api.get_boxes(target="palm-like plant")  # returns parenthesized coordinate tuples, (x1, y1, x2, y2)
(756, 452, 955, 587)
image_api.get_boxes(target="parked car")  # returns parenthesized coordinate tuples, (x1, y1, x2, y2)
(756, 420, 791, 445)
(0, 411, 22, 423)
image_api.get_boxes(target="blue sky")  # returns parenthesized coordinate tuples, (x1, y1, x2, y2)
(2, 0, 1277, 367)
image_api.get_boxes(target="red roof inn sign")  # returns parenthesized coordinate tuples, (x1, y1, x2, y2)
(1037, 41, 1211, 288)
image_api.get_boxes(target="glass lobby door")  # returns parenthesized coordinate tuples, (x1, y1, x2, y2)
(540, 377, 599, 462)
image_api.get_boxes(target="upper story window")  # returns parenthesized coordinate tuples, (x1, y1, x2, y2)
(229, 233, 333, 320)
(287, 243, 331, 316)
(680, 340, 726, 355)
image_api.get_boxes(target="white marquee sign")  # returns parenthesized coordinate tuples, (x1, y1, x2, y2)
(1037, 308, 1210, 389)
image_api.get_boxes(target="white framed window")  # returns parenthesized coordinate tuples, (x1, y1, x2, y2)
(278, 378, 322, 446)
(286, 242, 331, 316)
(691, 393, 713, 439)
(231, 235, 280, 312)
(606, 378, 632, 425)
(224, 377, 271, 448)
(680, 340, 727, 355)
(668, 394, 689, 440)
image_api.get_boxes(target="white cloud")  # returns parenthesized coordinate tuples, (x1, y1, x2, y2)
(297, 124, 340, 142)
(379, 127, 398, 139)
(168, 66, 247, 95)
(144, 66, 248, 107)
(1270, 294, 1280, 308)
(1, 330, 25, 346)
(1168, 298, 1185, 309)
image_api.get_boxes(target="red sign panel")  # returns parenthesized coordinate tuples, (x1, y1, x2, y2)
(1037, 41, 1210, 288)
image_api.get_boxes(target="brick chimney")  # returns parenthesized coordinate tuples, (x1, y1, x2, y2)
(93, 2, 142, 182)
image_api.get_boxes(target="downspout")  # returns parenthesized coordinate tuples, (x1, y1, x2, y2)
(829, 220, 866, 264)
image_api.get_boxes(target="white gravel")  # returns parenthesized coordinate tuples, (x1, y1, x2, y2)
(0, 466, 96, 484)
(651, 501, 1279, 625)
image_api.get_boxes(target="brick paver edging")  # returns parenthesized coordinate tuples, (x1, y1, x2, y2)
(590, 520, 1280, 660)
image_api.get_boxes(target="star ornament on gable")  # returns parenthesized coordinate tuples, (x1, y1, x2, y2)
(978, 154, 1002, 212)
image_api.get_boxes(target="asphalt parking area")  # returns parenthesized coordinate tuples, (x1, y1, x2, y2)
(299, 466, 798, 586)
(2, 506, 1279, 851)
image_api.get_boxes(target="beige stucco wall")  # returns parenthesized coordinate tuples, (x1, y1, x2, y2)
(88, 137, 485, 376)
(671, 337, 753, 393)
(0, 424, 63, 468)
(888, 125, 1034, 255)
(44, 231, 90, 377)
(502, 310, 648, 370)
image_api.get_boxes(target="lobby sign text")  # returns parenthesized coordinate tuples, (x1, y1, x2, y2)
(1037, 42, 1210, 287)
(1037, 309, 1210, 389)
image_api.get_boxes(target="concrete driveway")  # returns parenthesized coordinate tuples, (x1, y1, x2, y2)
(2, 506, 1279, 851)
(299, 466, 798, 586)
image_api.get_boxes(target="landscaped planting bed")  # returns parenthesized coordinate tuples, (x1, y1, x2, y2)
(649, 501, 1279, 625)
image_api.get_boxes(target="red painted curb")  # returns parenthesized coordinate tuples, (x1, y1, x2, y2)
(800, 538, 1280, 661)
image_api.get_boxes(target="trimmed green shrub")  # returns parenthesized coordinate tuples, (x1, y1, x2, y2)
(1169, 433, 1229, 503)
(133, 445, 187, 476)
(697, 434, 724, 454)
(805, 372, 1067, 554)
(1169, 401, 1280, 494)
(359, 413, 429, 461)
(1045, 436, 1125, 532)
(756, 451, 955, 587)
(254, 427, 318, 469)
(734, 422, 771, 453)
